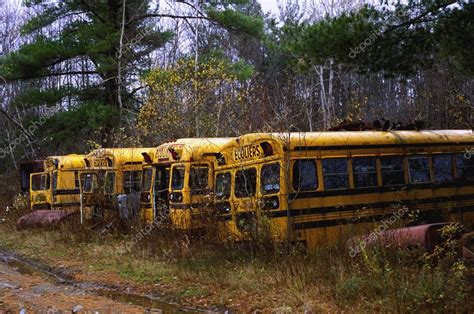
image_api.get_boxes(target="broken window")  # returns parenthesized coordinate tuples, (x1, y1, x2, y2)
(235, 168, 257, 198)
(353, 157, 377, 188)
(433, 154, 453, 184)
(123, 171, 141, 193)
(408, 155, 431, 184)
(190, 165, 209, 195)
(381, 156, 405, 186)
(261, 163, 280, 195)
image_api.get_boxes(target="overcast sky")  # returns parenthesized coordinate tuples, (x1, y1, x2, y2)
(259, 0, 279, 14)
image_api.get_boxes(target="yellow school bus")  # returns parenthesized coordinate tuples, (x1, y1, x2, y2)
(140, 142, 181, 223)
(211, 131, 474, 250)
(30, 154, 86, 211)
(79, 148, 152, 220)
(166, 138, 237, 229)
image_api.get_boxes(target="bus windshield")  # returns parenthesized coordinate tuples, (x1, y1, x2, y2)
(171, 166, 185, 190)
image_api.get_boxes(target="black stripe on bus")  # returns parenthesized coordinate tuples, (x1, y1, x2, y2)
(292, 206, 473, 230)
(266, 194, 474, 218)
(289, 182, 474, 199)
(294, 142, 474, 151)
(170, 203, 213, 210)
(53, 189, 80, 195)
(51, 202, 81, 208)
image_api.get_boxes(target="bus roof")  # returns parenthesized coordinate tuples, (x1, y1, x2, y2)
(235, 130, 474, 150)
(147, 138, 237, 164)
(85, 148, 153, 168)
(45, 154, 86, 171)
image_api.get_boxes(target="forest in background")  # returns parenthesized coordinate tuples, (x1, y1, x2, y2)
(0, 0, 472, 174)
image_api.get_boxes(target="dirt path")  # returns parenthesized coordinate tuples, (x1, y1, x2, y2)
(0, 252, 188, 313)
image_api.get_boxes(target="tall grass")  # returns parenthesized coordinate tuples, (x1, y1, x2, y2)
(0, 198, 472, 312)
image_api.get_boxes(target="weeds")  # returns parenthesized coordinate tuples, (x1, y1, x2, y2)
(0, 195, 472, 312)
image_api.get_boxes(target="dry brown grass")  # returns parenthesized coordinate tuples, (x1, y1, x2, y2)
(0, 194, 472, 312)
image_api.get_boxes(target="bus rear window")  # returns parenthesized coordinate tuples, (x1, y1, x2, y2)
(171, 167, 185, 190)
(408, 156, 431, 184)
(261, 163, 280, 194)
(82, 173, 97, 193)
(123, 171, 141, 193)
(104, 172, 115, 194)
(322, 158, 349, 190)
(190, 165, 209, 195)
(235, 168, 256, 198)
(32, 173, 50, 191)
(155, 167, 169, 191)
(215, 172, 231, 200)
(141, 168, 153, 192)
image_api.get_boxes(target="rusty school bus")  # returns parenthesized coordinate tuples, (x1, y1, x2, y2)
(140, 142, 182, 223)
(166, 138, 237, 229)
(79, 148, 152, 220)
(30, 154, 86, 211)
(212, 131, 474, 250)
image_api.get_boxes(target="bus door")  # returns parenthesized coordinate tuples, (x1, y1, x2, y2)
(103, 171, 116, 213)
(30, 172, 51, 210)
(153, 166, 170, 220)
(80, 171, 101, 219)
(121, 170, 142, 219)
(233, 166, 258, 234)
(189, 163, 212, 223)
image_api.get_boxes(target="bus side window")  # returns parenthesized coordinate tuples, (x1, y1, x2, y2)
(104, 172, 115, 194)
(322, 158, 349, 190)
(456, 153, 474, 181)
(433, 154, 453, 184)
(190, 165, 209, 195)
(408, 155, 431, 184)
(353, 157, 377, 188)
(123, 171, 141, 193)
(293, 160, 318, 191)
(261, 163, 280, 195)
(380, 156, 405, 186)
(215, 172, 231, 200)
(235, 168, 257, 198)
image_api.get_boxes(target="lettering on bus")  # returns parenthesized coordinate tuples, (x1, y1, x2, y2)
(93, 159, 109, 167)
(233, 144, 264, 162)
(156, 147, 171, 161)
